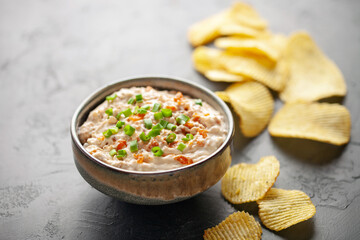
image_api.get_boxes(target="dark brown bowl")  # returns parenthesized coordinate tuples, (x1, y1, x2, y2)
(70, 76, 234, 204)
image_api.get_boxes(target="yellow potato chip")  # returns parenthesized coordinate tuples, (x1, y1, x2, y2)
(205, 69, 246, 82)
(280, 31, 346, 102)
(215, 35, 287, 62)
(215, 91, 230, 103)
(225, 81, 274, 137)
(188, 10, 229, 47)
(220, 50, 288, 91)
(227, 2, 268, 30)
(203, 211, 262, 240)
(257, 188, 316, 231)
(221, 156, 280, 204)
(218, 23, 267, 38)
(268, 102, 351, 145)
(192, 46, 223, 74)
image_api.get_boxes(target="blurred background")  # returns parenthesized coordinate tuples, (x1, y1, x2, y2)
(1, 0, 359, 239)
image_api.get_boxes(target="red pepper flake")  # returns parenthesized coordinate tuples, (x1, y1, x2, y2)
(129, 114, 145, 121)
(116, 140, 127, 150)
(174, 155, 193, 165)
(198, 129, 208, 138)
(134, 153, 144, 164)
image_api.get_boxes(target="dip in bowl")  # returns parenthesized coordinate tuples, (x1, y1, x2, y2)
(71, 76, 234, 204)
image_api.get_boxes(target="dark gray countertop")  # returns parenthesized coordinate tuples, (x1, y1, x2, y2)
(1, 0, 359, 239)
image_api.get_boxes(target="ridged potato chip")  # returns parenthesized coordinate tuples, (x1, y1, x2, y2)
(268, 102, 351, 145)
(220, 51, 288, 91)
(227, 2, 267, 29)
(222, 156, 280, 204)
(192, 46, 223, 74)
(188, 2, 268, 47)
(215, 35, 287, 62)
(188, 10, 229, 47)
(257, 188, 316, 231)
(280, 31, 346, 102)
(205, 70, 246, 82)
(215, 91, 230, 103)
(225, 81, 274, 137)
(203, 211, 262, 240)
(192, 46, 246, 82)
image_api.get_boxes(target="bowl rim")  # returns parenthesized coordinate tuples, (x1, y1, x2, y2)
(70, 75, 234, 176)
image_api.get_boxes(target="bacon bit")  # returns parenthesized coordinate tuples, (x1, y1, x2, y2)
(129, 114, 145, 121)
(168, 141, 178, 148)
(98, 136, 105, 141)
(194, 140, 205, 147)
(165, 105, 177, 111)
(198, 129, 208, 138)
(174, 155, 193, 165)
(134, 153, 144, 164)
(204, 113, 210, 116)
(112, 137, 116, 142)
(192, 114, 201, 122)
(184, 122, 194, 128)
(174, 92, 183, 103)
(146, 138, 159, 151)
(116, 140, 127, 150)
(145, 86, 153, 91)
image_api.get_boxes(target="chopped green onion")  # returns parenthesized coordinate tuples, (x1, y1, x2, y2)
(116, 121, 125, 128)
(124, 125, 135, 136)
(152, 103, 161, 112)
(176, 114, 190, 125)
(166, 133, 176, 143)
(103, 129, 113, 138)
(109, 149, 117, 156)
(116, 113, 121, 120)
(140, 132, 150, 142)
(160, 120, 169, 128)
(161, 108, 172, 117)
(128, 98, 135, 104)
(110, 127, 119, 134)
(133, 106, 139, 114)
(148, 128, 161, 137)
(166, 123, 176, 131)
(151, 146, 163, 157)
(144, 119, 153, 129)
(153, 123, 164, 130)
(122, 108, 132, 118)
(106, 94, 117, 101)
(195, 99, 203, 106)
(117, 149, 127, 159)
(154, 112, 163, 121)
(129, 140, 138, 152)
(142, 105, 150, 110)
(177, 143, 186, 152)
(105, 108, 113, 117)
(135, 94, 143, 103)
(182, 133, 194, 142)
(137, 108, 147, 114)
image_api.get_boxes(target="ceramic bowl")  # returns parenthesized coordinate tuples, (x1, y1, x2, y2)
(70, 76, 234, 205)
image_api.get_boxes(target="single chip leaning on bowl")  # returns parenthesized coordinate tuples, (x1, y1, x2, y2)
(192, 46, 246, 82)
(214, 34, 287, 62)
(203, 211, 262, 240)
(221, 156, 280, 204)
(280, 31, 346, 102)
(268, 102, 351, 145)
(215, 91, 231, 103)
(257, 188, 316, 231)
(220, 50, 288, 91)
(224, 81, 274, 137)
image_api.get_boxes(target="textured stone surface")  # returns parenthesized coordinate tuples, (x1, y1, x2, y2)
(1, 0, 360, 239)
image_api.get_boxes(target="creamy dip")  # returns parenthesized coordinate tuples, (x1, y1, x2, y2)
(78, 86, 227, 171)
